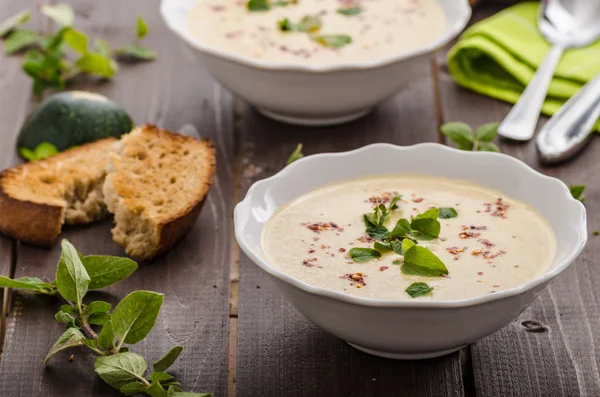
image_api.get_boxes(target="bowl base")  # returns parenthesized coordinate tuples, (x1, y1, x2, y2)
(258, 107, 371, 126)
(347, 342, 465, 360)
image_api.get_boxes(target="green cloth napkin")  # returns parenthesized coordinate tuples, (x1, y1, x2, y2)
(447, 2, 600, 131)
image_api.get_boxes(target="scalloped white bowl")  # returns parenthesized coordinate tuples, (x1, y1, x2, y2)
(160, 0, 471, 126)
(234, 144, 587, 359)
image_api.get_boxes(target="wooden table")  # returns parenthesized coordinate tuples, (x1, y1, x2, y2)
(0, 1, 598, 396)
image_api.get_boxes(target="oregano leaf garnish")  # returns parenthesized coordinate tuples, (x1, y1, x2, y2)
(441, 121, 502, 152)
(337, 6, 361, 16)
(406, 282, 434, 298)
(349, 247, 381, 263)
(438, 207, 458, 219)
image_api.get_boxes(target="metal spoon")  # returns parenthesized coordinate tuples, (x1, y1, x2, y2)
(497, 0, 600, 141)
(537, 74, 600, 163)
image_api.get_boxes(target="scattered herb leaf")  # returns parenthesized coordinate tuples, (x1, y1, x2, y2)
(136, 16, 149, 39)
(278, 15, 321, 33)
(0, 10, 31, 38)
(401, 246, 448, 277)
(45, 328, 86, 365)
(64, 28, 88, 53)
(438, 207, 458, 219)
(116, 44, 156, 60)
(441, 121, 501, 152)
(405, 282, 434, 298)
(374, 241, 392, 252)
(388, 195, 402, 210)
(594, 230, 599, 236)
(349, 247, 381, 263)
(40, 3, 75, 27)
(286, 143, 304, 165)
(475, 122, 500, 142)
(389, 218, 411, 239)
(570, 185, 586, 203)
(337, 6, 361, 16)
(314, 34, 352, 49)
(247, 0, 271, 11)
(4, 29, 37, 54)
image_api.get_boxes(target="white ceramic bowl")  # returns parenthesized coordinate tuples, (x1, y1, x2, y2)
(160, 0, 471, 126)
(234, 144, 587, 359)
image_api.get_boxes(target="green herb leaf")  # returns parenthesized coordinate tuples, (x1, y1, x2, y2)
(402, 238, 416, 253)
(80, 254, 138, 289)
(272, 0, 297, 6)
(149, 372, 174, 383)
(112, 290, 164, 345)
(55, 239, 91, 306)
(0, 276, 53, 293)
(94, 352, 148, 389)
(366, 225, 389, 240)
(440, 122, 474, 150)
(388, 195, 402, 210)
(247, 0, 270, 11)
(76, 52, 118, 78)
(60, 305, 77, 314)
(279, 15, 322, 33)
(477, 142, 501, 152)
(4, 29, 37, 55)
(409, 218, 440, 240)
(570, 185, 586, 203)
(87, 312, 111, 325)
(136, 16, 149, 39)
(45, 328, 85, 365)
(390, 240, 404, 255)
(406, 282, 433, 298)
(337, 6, 361, 16)
(120, 381, 147, 396)
(414, 208, 439, 220)
(98, 320, 115, 350)
(348, 247, 381, 263)
(85, 301, 112, 316)
(54, 310, 73, 324)
(117, 44, 156, 60)
(374, 241, 392, 252)
(41, 3, 75, 27)
(153, 345, 184, 372)
(95, 38, 111, 57)
(0, 10, 31, 38)
(438, 207, 458, 219)
(401, 246, 448, 277)
(286, 143, 304, 165)
(146, 381, 168, 397)
(389, 218, 411, 239)
(64, 28, 88, 53)
(474, 122, 499, 142)
(314, 34, 352, 49)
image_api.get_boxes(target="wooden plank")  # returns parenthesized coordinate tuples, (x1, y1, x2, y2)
(436, 7, 600, 396)
(236, 64, 465, 396)
(0, 1, 234, 395)
(0, 0, 41, 353)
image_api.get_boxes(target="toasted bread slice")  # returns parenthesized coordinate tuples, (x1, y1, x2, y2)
(0, 139, 116, 247)
(103, 125, 216, 261)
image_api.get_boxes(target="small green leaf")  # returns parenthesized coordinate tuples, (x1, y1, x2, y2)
(570, 185, 586, 203)
(337, 6, 361, 16)
(153, 345, 184, 372)
(474, 122, 499, 142)
(314, 34, 352, 49)
(4, 29, 37, 55)
(76, 52, 117, 78)
(60, 305, 77, 314)
(94, 352, 147, 389)
(120, 381, 147, 395)
(85, 301, 112, 316)
(41, 3, 75, 27)
(136, 16, 149, 39)
(440, 122, 474, 150)
(247, 0, 270, 11)
(80, 254, 138, 289)
(149, 372, 174, 382)
(401, 246, 448, 277)
(348, 247, 381, 263)
(112, 290, 164, 345)
(95, 38, 111, 57)
(406, 282, 433, 298)
(388, 195, 402, 210)
(409, 218, 440, 240)
(83, 339, 97, 349)
(366, 225, 389, 241)
(414, 208, 439, 220)
(98, 320, 115, 350)
(55, 239, 91, 306)
(401, 238, 416, 253)
(374, 241, 392, 252)
(45, 328, 85, 365)
(279, 15, 322, 33)
(477, 142, 501, 153)
(286, 143, 304, 165)
(389, 218, 411, 239)
(438, 207, 458, 219)
(64, 28, 88, 53)
(0, 10, 31, 38)
(87, 312, 111, 325)
(390, 240, 404, 255)
(117, 44, 156, 60)
(55, 311, 73, 324)
(146, 381, 168, 397)
(0, 276, 53, 293)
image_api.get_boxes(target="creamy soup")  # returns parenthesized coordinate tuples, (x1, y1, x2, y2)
(262, 175, 557, 301)
(187, 0, 446, 65)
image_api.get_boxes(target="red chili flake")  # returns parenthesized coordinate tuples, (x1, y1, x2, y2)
(471, 225, 487, 230)
(339, 248, 346, 252)
(313, 237, 320, 241)
(492, 284, 500, 288)
(454, 255, 460, 261)
(476, 210, 481, 213)
(302, 260, 314, 267)
(225, 30, 243, 39)
(485, 198, 510, 218)
(472, 249, 482, 256)
(412, 197, 424, 203)
(331, 254, 335, 257)
(379, 266, 389, 271)
(365, 192, 399, 206)
(477, 272, 483, 276)
(346, 261, 354, 264)
(480, 239, 494, 247)
(321, 245, 327, 249)
(460, 232, 480, 239)
(514, 265, 520, 268)
(357, 236, 375, 243)
(455, 203, 461, 206)
(489, 291, 496, 294)
(307, 222, 344, 234)
(308, 249, 315, 253)
(447, 246, 466, 255)
(340, 272, 367, 287)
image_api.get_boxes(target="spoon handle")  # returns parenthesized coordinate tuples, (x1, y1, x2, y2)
(537, 74, 600, 164)
(497, 44, 564, 141)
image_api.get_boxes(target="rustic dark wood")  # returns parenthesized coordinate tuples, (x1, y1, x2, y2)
(0, 1, 234, 395)
(436, 7, 600, 397)
(235, 66, 465, 397)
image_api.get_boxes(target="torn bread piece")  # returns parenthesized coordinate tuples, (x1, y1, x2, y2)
(103, 124, 216, 261)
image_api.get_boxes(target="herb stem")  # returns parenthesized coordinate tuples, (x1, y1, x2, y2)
(59, 295, 98, 340)
(86, 345, 107, 356)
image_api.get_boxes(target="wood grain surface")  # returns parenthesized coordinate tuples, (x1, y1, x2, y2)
(0, 1, 234, 396)
(235, 66, 465, 397)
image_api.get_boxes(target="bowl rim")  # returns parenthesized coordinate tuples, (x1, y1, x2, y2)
(234, 143, 588, 309)
(160, 0, 472, 72)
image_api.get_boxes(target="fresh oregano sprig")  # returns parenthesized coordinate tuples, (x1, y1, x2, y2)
(0, 239, 211, 397)
(0, 4, 156, 96)
(441, 121, 501, 152)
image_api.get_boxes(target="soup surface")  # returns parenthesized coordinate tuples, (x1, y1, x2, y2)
(187, 0, 446, 65)
(262, 175, 557, 300)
